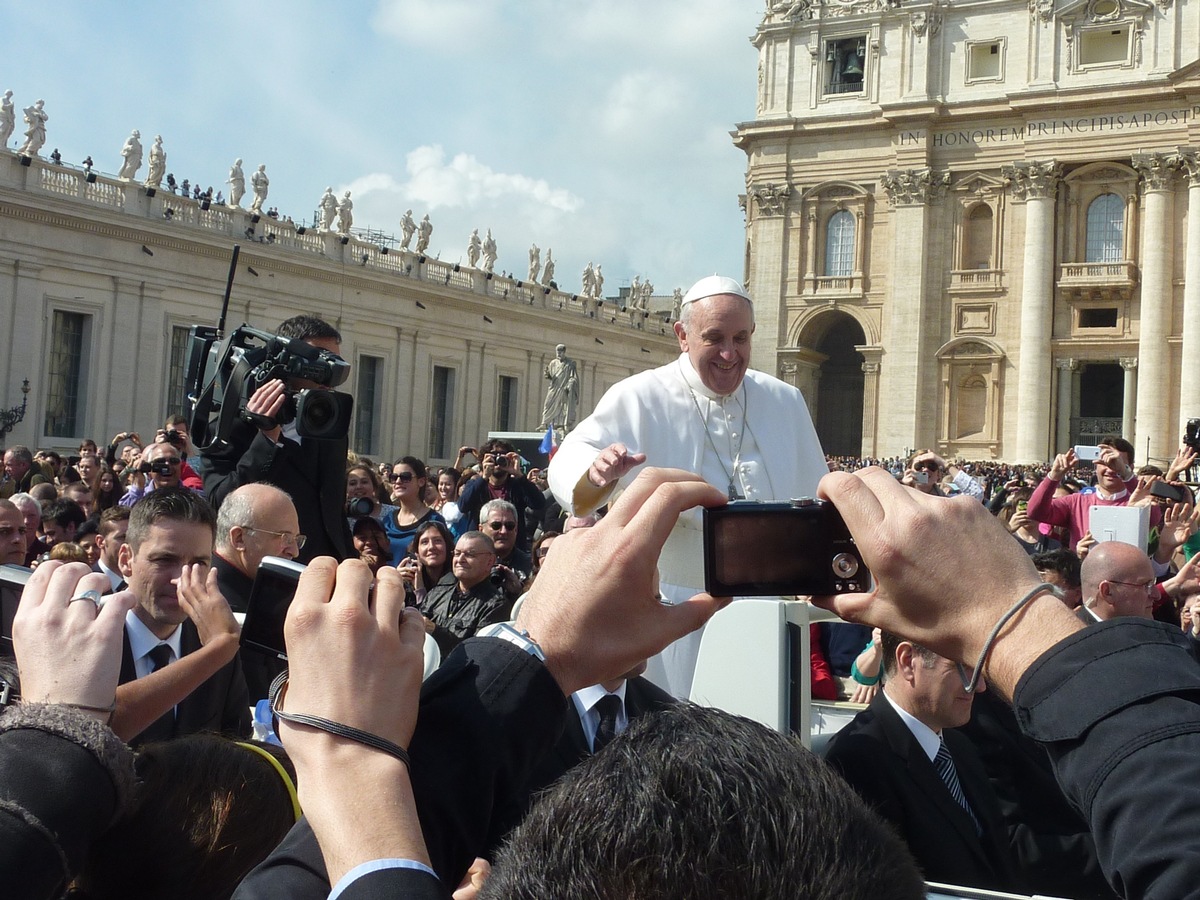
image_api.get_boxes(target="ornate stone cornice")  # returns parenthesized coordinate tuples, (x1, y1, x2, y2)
(749, 182, 792, 216)
(881, 168, 950, 206)
(1002, 160, 1061, 201)
(1132, 152, 1177, 191)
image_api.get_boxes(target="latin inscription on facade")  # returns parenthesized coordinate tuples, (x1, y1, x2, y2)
(897, 105, 1200, 148)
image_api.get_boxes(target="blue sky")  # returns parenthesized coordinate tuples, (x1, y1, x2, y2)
(1, 0, 763, 296)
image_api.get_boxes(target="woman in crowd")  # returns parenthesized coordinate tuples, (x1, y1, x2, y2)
(398, 519, 454, 607)
(91, 463, 122, 514)
(345, 463, 397, 526)
(382, 457, 445, 562)
(431, 467, 465, 537)
(1000, 488, 1061, 555)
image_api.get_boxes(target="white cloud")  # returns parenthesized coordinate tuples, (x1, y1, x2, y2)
(371, 0, 507, 47)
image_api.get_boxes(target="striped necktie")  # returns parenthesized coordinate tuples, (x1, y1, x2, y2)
(933, 738, 982, 836)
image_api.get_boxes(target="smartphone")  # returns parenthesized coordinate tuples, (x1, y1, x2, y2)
(240, 556, 307, 660)
(702, 499, 871, 597)
(1016, 500, 1028, 514)
(913, 471, 930, 485)
(1151, 481, 1193, 505)
(1073, 445, 1102, 462)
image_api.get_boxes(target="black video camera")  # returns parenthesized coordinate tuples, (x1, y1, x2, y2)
(185, 324, 354, 449)
(138, 459, 176, 477)
(1186, 419, 1200, 455)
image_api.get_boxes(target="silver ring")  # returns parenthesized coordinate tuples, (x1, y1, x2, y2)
(69, 590, 103, 606)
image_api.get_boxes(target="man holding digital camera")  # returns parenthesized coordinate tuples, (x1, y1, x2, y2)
(118, 441, 198, 507)
(199, 315, 352, 563)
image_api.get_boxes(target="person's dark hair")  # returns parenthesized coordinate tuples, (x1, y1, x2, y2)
(36, 449, 62, 466)
(393, 455, 428, 480)
(1099, 435, 1136, 464)
(1033, 548, 1083, 589)
(78, 735, 297, 900)
(531, 531, 561, 576)
(276, 314, 341, 344)
(480, 438, 515, 456)
(92, 462, 121, 512)
(412, 519, 454, 585)
(41, 497, 87, 531)
(163, 414, 188, 431)
(483, 703, 924, 900)
(126, 487, 216, 553)
(98, 505, 131, 538)
(879, 630, 937, 678)
(1137, 464, 1164, 477)
(346, 463, 388, 504)
(59, 465, 82, 485)
(352, 516, 393, 565)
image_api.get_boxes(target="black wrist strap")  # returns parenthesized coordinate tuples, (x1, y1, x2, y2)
(268, 671, 411, 769)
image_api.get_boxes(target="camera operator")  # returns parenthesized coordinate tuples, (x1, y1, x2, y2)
(118, 442, 197, 508)
(199, 315, 352, 563)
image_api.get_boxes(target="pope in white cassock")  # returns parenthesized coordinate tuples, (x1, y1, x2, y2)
(548, 275, 828, 697)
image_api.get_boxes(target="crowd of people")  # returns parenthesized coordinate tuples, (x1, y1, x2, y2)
(4, 284, 1200, 899)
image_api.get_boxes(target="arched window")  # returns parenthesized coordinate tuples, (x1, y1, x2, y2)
(1085, 193, 1124, 263)
(962, 204, 993, 270)
(825, 210, 855, 277)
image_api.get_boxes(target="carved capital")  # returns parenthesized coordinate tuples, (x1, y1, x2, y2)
(1119, 357, 1139, 371)
(750, 182, 792, 216)
(1002, 160, 1060, 201)
(1132, 152, 1178, 192)
(1055, 358, 1078, 372)
(881, 168, 950, 206)
(1178, 149, 1200, 186)
(910, 6, 943, 37)
(1029, 0, 1054, 23)
(861, 360, 880, 375)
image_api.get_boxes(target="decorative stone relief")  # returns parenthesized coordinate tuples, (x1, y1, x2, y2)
(1177, 149, 1200, 186)
(1119, 357, 1138, 370)
(881, 168, 950, 206)
(750, 182, 792, 216)
(1132, 152, 1177, 191)
(910, 6, 943, 38)
(823, 0, 890, 18)
(1002, 160, 1061, 200)
(1029, 0, 1055, 23)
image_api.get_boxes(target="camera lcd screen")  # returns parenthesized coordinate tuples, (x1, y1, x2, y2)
(240, 557, 306, 661)
(703, 502, 866, 597)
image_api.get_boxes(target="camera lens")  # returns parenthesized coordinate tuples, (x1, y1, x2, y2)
(831, 552, 859, 579)
(299, 391, 336, 436)
(346, 496, 374, 517)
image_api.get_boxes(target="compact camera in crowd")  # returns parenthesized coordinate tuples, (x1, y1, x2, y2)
(185, 323, 354, 450)
(702, 499, 871, 597)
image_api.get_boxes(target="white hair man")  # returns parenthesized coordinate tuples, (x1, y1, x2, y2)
(548, 274, 827, 696)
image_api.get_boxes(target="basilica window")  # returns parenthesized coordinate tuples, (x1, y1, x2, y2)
(45, 310, 90, 438)
(825, 210, 856, 277)
(1085, 193, 1124, 262)
(961, 204, 994, 270)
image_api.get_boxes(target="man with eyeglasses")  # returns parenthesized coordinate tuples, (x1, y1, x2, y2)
(481, 499, 529, 602)
(119, 441, 198, 508)
(212, 483, 302, 700)
(1079, 540, 1158, 622)
(421, 530, 511, 657)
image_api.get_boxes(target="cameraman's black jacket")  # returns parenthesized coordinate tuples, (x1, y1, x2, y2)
(199, 419, 352, 563)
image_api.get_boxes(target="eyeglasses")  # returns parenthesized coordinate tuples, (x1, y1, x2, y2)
(914, 461, 942, 472)
(453, 549, 490, 560)
(394, 472, 415, 483)
(246, 527, 307, 550)
(1107, 579, 1158, 596)
(487, 521, 517, 532)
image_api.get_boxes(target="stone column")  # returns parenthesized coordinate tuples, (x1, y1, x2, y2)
(1178, 150, 1200, 434)
(1120, 357, 1138, 439)
(876, 167, 950, 454)
(1055, 358, 1077, 452)
(745, 181, 791, 373)
(1132, 153, 1176, 461)
(1002, 160, 1060, 463)
(860, 355, 882, 457)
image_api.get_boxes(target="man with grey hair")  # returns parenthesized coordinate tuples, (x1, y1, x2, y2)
(1, 446, 48, 499)
(548, 274, 827, 696)
(8, 493, 45, 566)
(480, 498, 529, 602)
(212, 482, 301, 700)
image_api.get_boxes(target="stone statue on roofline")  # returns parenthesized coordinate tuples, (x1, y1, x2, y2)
(227, 159, 245, 207)
(144, 135, 166, 189)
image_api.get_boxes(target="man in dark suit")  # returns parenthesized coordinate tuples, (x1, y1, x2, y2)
(824, 631, 1023, 893)
(199, 315, 351, 563)
(113, 487, 250, 747)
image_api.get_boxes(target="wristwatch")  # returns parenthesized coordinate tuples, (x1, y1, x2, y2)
(476, 622, 546, 662)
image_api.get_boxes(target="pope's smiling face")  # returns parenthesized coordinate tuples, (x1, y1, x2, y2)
(674, 293, 755, 396)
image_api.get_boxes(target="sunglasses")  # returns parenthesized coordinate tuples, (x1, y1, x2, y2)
(394, 472, 415, 483)
(914, 461, 942, 472)
(488, 521, 517, 532)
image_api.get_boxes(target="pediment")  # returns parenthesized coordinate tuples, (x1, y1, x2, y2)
(1056, 0, 1153, 23)
(951, 171, 1007, 195)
